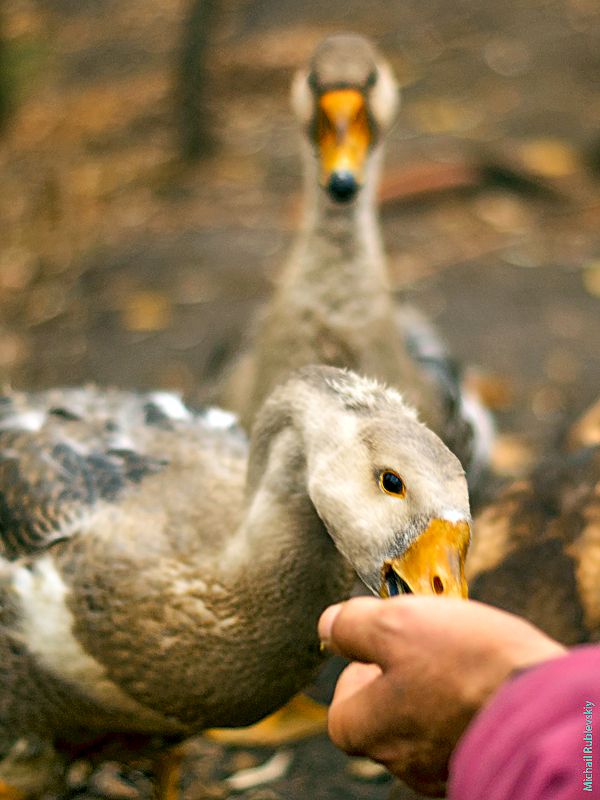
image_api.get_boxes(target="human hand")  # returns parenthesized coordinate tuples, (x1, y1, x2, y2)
(318, 597, 566, 796)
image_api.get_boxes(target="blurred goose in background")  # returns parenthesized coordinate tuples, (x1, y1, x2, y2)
(0, 366, 471, 797)
(220, 33, 493, 491)
(469, 396, 600, 644)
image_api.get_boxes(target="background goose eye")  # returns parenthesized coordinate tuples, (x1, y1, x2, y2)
(379, 470, 406, 497)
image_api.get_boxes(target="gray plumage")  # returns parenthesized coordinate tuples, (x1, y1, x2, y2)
(219, 34, 494, 490)
(0, 366, 470, 793)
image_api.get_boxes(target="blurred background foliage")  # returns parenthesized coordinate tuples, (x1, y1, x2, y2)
(0, 0, 599, 469)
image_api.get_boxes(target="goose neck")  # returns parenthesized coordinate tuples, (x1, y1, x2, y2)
(297, 145, 387, 285)
(226, 379, 355, 616)
(239, 378, 336, 555)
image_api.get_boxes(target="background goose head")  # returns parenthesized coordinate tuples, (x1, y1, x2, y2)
(291, 34, 399, 204)
(250, 367, 471, 599)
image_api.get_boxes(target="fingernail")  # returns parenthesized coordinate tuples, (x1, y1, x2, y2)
(318, 602, 343, 647)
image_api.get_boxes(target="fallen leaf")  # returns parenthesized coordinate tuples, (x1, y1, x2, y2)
(408, 99, 482, 134)
(517, 138, 579, 178)
(346, 758, 389, 782)
(225, 751, 292, 792)
(464, 369, 515, 411)
(122, 291, 172, 332)
(567, 398, 600, 450)
(482, 38, 531, 77)
(228, 752, 261, 772)
(582, 261, 600, 297)
(531, 385, 565, 419)
(490, 434, 537, 477)
(25, 282, 67, 325)
(544, 347, 581, 384)
(473, 191, 530, 233)
(0, 247, 36, 291)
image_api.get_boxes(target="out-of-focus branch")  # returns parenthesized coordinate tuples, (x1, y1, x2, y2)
(175, 0, 219, 161)
(0, 3, 10, 135)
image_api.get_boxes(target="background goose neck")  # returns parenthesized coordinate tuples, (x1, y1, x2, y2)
(296, 145, 389, 289)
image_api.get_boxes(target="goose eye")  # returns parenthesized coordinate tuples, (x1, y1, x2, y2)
(379, 470, 406, 498)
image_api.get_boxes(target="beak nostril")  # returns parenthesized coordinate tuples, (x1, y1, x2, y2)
(432, 575, 444, 595)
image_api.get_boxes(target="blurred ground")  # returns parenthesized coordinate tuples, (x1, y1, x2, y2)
(0, 0, 599, 798)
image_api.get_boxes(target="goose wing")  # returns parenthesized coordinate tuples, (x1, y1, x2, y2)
(397, 304, 494, 489)
(0, 387, 242, 560)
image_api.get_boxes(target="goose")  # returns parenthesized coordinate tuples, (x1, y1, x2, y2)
(220, 33, 493, 490)
(468, 396, 600, 645)
(0, 365, 470, 797)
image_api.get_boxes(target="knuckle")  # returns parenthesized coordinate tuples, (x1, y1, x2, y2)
(327, 709, 350, 750)
(327, 708, 363, 755)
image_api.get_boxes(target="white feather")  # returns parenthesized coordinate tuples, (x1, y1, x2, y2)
(12, 556, 181, 733)
(147, 392, 191, 421)
(202, 407, 239, 430)
(0, 411, 46, 433)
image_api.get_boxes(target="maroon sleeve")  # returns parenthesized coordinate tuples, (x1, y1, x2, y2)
(448, 645, 600, 800)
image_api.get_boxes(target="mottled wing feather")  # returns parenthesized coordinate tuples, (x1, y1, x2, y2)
(0, 388, 242, 560)
(0, 425, 167, 561)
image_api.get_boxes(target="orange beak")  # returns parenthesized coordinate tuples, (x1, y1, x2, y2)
(379, 519, 471, 599)
(317, 89, 371, 201)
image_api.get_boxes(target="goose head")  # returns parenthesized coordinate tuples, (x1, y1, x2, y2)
(291, 34, 399, 204)
(253, 367, 471, 598)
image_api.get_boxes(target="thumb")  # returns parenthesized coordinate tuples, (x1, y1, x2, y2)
(319, 597, 395, 667)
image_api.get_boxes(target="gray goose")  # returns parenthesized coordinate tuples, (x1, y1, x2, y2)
(0, 366, 470, 796)
(220, 34, 493, 491)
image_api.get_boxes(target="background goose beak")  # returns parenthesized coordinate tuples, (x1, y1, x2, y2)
(380, 519, 471, 598)
(317, 88, 371, 202)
